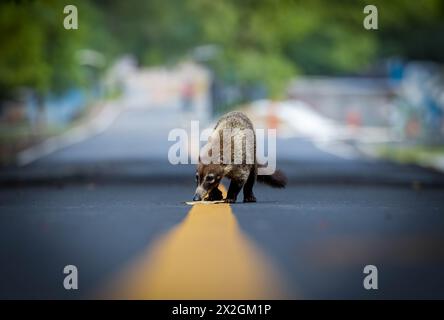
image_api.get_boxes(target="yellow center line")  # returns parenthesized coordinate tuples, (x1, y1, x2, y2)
(103, 186, 289, 299)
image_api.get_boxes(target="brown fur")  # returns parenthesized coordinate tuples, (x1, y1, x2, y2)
(193, 111, 287, 203)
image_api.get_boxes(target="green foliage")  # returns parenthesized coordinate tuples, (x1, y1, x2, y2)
(0, 0, 111, 99)
(0, 0, 443, 99)
(234, 50, 296, 99)
(0, 2, 50, 96)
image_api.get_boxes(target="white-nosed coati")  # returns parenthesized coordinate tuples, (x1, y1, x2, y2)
(193, 111, 287, 203)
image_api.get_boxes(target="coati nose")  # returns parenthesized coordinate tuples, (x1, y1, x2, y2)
(193, 194, 202, 201)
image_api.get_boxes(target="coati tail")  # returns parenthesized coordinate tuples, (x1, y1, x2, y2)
(257, 169, 287, 188)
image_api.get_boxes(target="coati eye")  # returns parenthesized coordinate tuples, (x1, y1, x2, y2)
(195, 173, 199, 182)
(206, 174, 215, 183)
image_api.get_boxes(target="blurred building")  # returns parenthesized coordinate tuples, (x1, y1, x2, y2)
(287, 77, 394, 127)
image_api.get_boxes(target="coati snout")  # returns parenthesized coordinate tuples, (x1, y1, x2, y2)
(193, 164, 224, 201)
(192, 111, 287, 203)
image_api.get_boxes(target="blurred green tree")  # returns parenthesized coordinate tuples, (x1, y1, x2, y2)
(1, 0, 443, 102)
(0, 0, 112, 100)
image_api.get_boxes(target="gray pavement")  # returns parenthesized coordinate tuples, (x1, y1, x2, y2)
(1, 100, 444, 299)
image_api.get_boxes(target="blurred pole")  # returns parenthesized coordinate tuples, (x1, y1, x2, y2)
(346, 109, 362, 131)
(267, 101, 279, 129)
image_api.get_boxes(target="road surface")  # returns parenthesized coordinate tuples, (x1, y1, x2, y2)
(1, 74, 444, 299)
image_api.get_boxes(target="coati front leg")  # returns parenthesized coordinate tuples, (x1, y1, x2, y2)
(225, 179, 245, 203)
(243, 167, 257, 203)
(206, 187, 223, 201)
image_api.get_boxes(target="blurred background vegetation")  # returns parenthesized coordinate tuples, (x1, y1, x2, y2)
(1, 0, 443, 100)
(0, 0, 444, 164)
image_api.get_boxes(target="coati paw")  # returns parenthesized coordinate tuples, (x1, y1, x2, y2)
(207, 195, 223, 201)
(243, 195, 257, 203)
(206, 188, 223, 201)
(207, 194, 223, 201)
(224, 198, 236, 203)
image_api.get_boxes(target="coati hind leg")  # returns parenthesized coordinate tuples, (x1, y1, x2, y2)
(206, 187, 223, 201)
(225, 179, 245, 203)
(243, 167, 257, 203)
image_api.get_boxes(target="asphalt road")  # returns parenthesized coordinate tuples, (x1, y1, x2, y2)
(1, 102, 444, 299)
